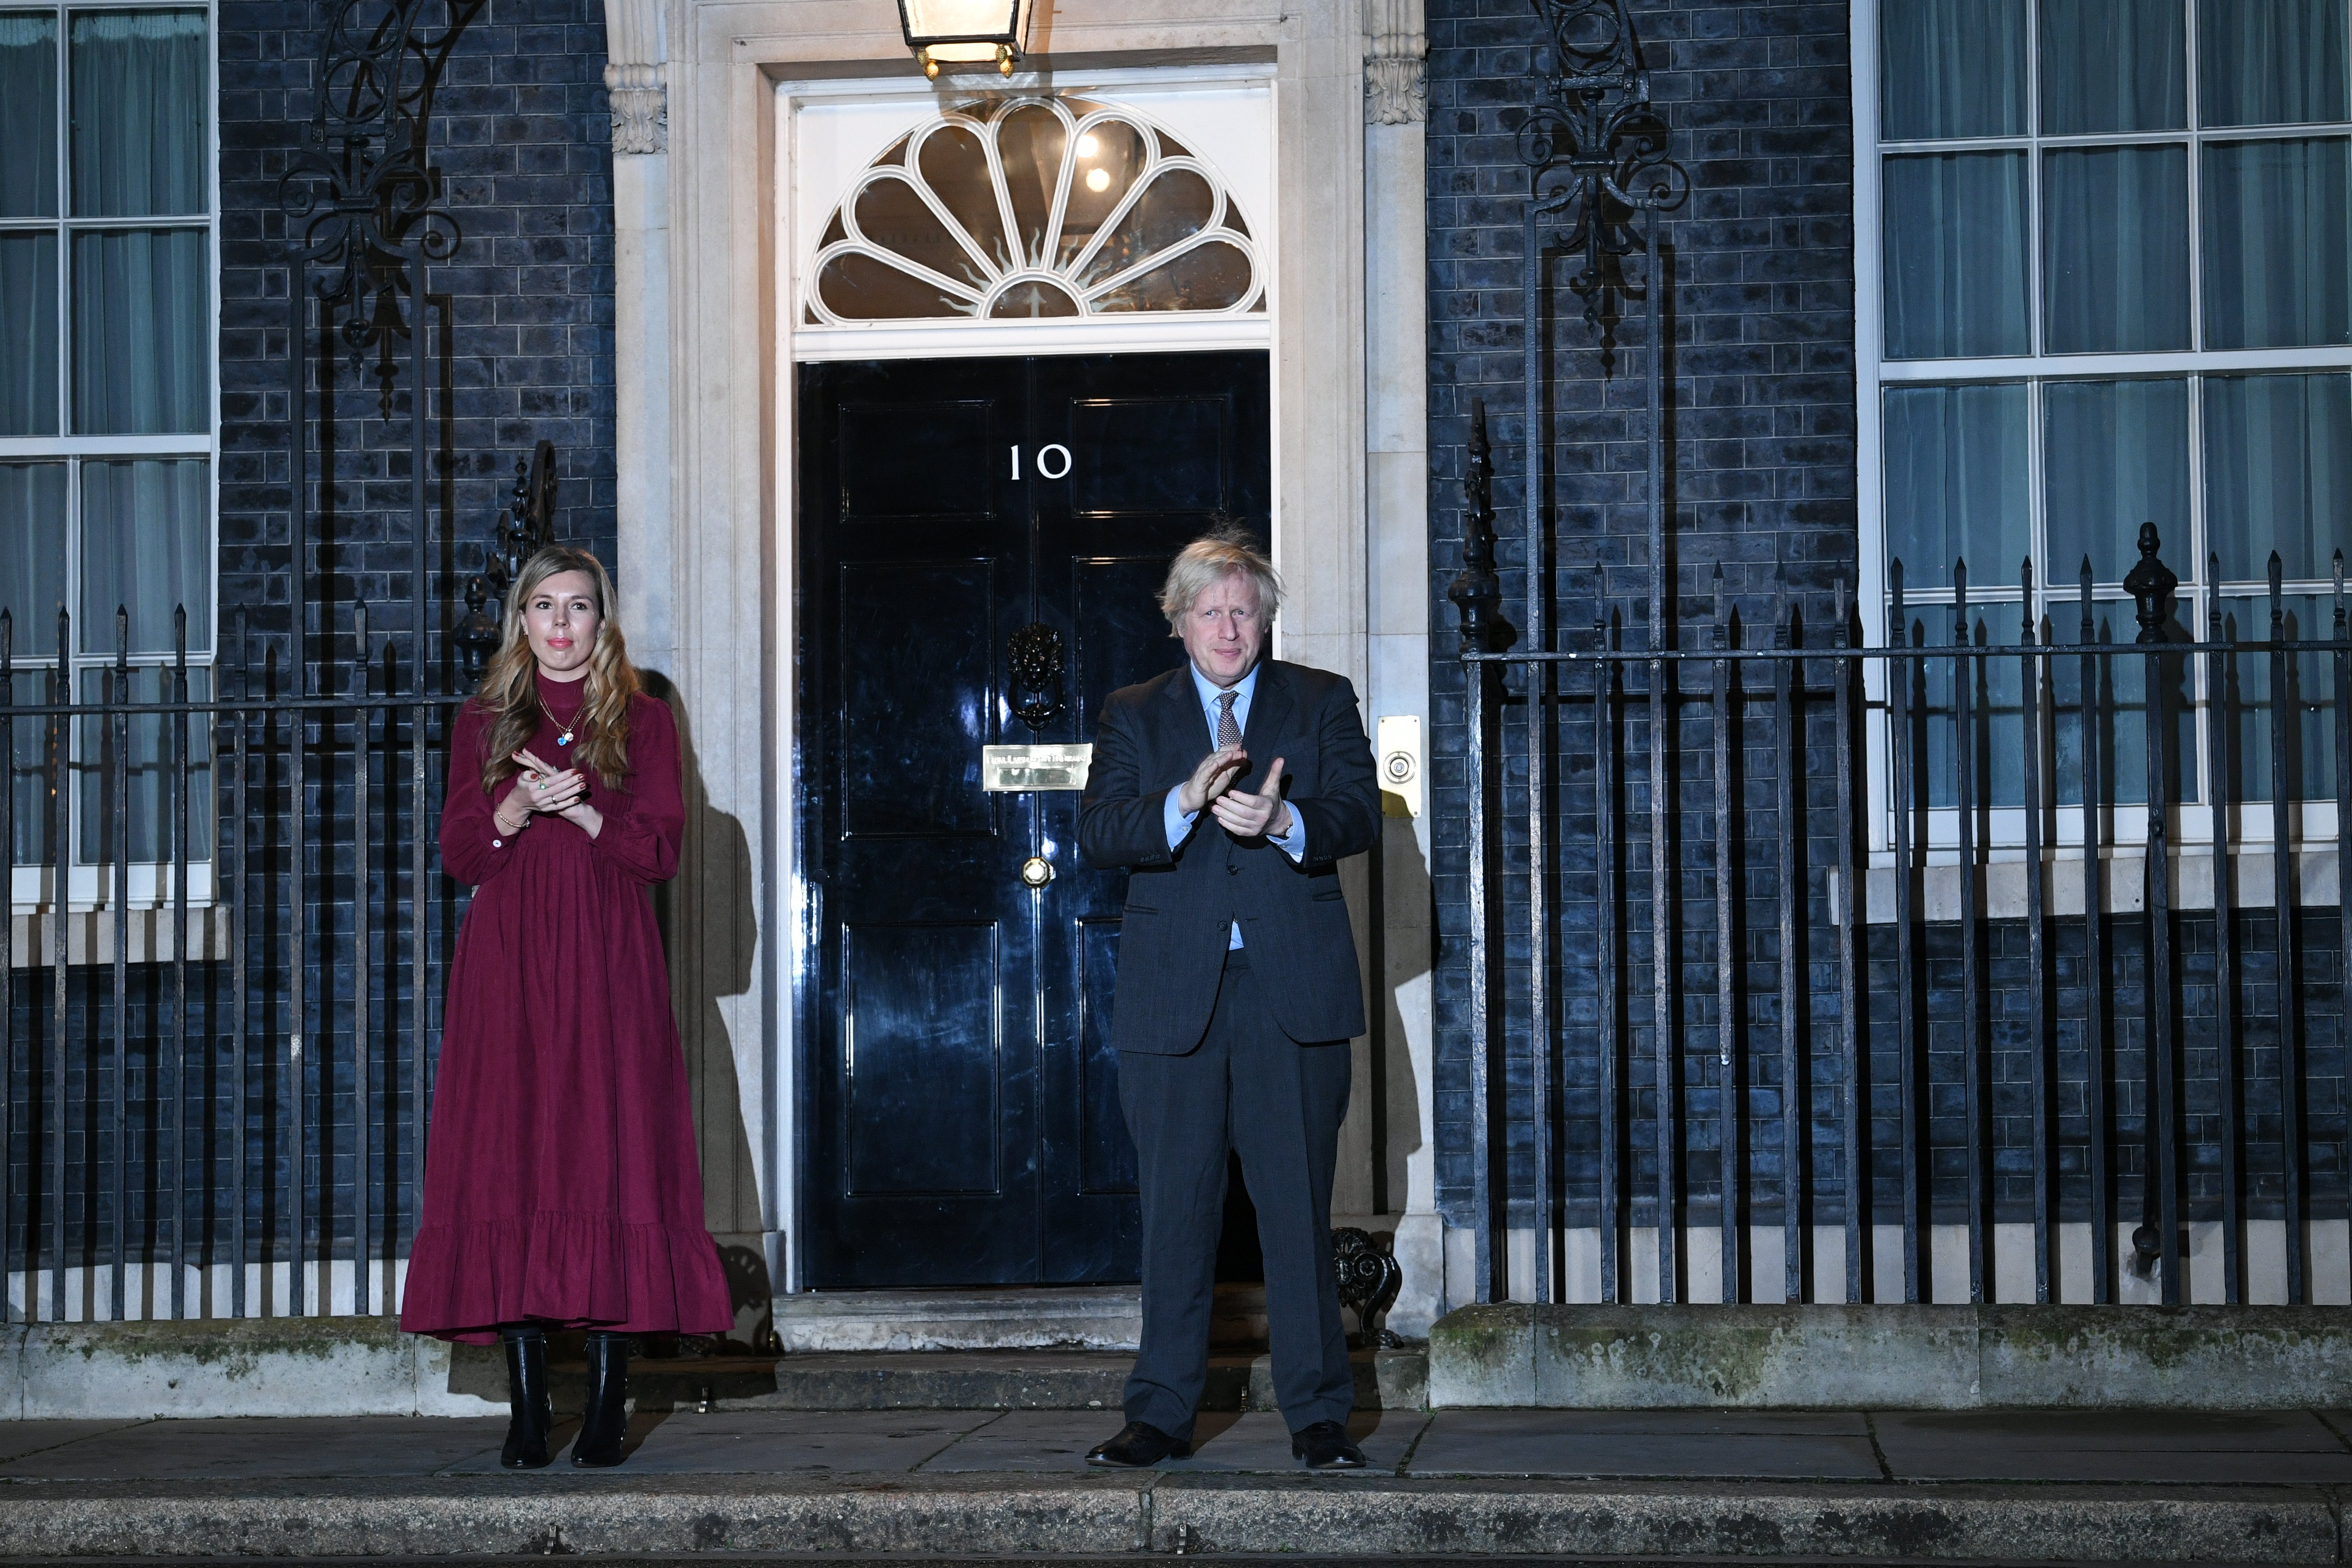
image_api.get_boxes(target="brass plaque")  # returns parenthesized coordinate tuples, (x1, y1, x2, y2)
(983, 743, 1093, 792)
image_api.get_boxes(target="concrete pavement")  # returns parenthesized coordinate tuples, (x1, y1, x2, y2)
(0, 1407, 2345, 1558)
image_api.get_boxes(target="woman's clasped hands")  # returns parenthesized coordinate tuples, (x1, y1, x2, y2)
(493, 747, 604, 838)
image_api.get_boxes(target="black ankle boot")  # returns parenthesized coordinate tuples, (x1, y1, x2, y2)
(498, 1325, 553, 1470)
(570, 1330, 631, 1467)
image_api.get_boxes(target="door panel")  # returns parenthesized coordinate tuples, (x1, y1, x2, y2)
(844, 922, 1002, 1195)
(800, 350, 1269, 1288)
(838, 560, 997, 839)
(1076, 915, 1136, 1197)
(1068, 397, 1230, 514)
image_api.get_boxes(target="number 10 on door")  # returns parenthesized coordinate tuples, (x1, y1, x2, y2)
(1010, 444, 1072, 480)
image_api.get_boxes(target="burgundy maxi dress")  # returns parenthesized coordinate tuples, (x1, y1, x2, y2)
(400, 673, 735, 1345)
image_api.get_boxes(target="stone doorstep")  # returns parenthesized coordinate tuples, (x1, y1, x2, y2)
(449, 1345, 1429, 1416)
(768, 1280, 1279, 1354)
(0, 1474, 2336, 1562)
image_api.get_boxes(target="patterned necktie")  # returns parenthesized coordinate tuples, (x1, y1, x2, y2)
(1216, 690, 1241, 749)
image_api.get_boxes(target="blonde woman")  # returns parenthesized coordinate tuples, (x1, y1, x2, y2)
(400, 546, 732, 1468)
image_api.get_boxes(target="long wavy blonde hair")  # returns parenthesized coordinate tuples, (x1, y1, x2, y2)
(474, 546, 641, 794)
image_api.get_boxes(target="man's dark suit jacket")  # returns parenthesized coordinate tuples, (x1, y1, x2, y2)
(1078, 659, 1381, 1055)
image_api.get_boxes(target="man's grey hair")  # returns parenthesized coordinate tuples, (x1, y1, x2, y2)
(1158, 528, 1282, 628)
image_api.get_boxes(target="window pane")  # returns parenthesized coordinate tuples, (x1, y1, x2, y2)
(1885, 382, 2031, 582)
(69, 9, 206, 218)
(1908, 624, 2029, 808)
(0, 462, 64, 655)
(1881, 0, 2028, 139)
(2215, 593, 2336, 801)
(2205, 373, 2352, 581)
(2047, 603, 2196, 805)
(70, 227, 207, 433)
(2042, 145, 2190, 352)
(76, 663, 212, 863)
(2039, 0, 2186, 133)
(0, 12, 59, 216)
(0, 233, 58, 436)
(1883, 153, 2031, 357)
(80, 458, 207, 654)
(2198, 0, 2349, 127)
(2201, 138, 2352, 349)
(2045, 378, 2190, 584)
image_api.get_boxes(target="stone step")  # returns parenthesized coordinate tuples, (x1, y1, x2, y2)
(452, 1346, 1428, 1414)
(0, 1471, 2328, 1562)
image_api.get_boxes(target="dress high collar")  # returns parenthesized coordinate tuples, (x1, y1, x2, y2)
(536, 670, 588, 713)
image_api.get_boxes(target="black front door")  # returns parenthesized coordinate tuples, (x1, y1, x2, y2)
(798, 351, 1271, 1288)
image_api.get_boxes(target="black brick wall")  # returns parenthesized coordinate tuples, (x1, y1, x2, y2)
(218, 0, 619, 682)
(1423, 0, 2350, 1250)
(1427, 0, 1862, 1228)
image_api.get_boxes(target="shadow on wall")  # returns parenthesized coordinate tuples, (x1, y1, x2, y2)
(1380, 803, 1432, 1210)
(650, 675, 770, 1349)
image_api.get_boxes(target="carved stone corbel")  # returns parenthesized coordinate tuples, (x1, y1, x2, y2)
(1365, 0, 1427, 125)
(602, 0, 667, 153)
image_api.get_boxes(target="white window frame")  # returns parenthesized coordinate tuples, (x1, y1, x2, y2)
(1853, 0, 2352, 860)
(0, 0, 220, 909)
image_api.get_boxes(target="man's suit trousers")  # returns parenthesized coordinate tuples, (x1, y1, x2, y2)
(1115, 950, 1354, 1440)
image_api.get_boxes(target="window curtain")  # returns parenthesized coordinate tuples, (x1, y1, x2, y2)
(79, 458, 210, 654)
(2042, 146, 2190, 352)
(0, 463, 65, 653)
(2201, 138, 2352, 350)
(2044, 378, 2189, 583)
(0, 13, 57, 215)
(2039, 0, 2184, 134)
(68, 10, 205, 217)
(2205, 373, 2352, 582)
(1884, 382, 2032, 580)
(0, 235, 57, 437)
(71, 228, 207, 434)
(66, 10, 208, 435)
(1881, 0, 2027, 139)
(2199, 0, 2349, 127)
(1883, 153, 2031, 357)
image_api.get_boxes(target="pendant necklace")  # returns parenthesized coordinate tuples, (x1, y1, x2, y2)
(540, 692, 583, 748)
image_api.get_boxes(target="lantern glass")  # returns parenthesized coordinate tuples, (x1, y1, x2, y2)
(898, 0, 1029, 59)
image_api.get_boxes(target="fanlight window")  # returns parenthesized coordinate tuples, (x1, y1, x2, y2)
(805, 96, 1264, 324)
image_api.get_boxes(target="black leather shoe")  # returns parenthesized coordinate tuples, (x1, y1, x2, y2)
(1290, 1420, 1367, 1470)
(570, 1331, 632, 1468)
(498, 1325, 553, 1470)
(1085, 1421, 1191, 1467)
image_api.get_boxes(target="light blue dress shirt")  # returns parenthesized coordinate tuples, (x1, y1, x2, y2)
(1161, 663, 1307, 949)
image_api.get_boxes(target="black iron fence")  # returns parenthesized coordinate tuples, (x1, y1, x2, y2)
(0, 602, 465, 1322)
(1452, 402, 2352, 1311)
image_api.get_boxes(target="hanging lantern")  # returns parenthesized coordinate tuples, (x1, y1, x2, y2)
(897, 0, 1033, 78)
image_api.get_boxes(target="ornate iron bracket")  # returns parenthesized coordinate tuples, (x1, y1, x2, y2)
(455, 441, 561, 681)
(1332, 1227, 1405, 1349)
(1518, 0, 1688, 329)
(278, 0, 483, 420)
(277, 0, 488, 698)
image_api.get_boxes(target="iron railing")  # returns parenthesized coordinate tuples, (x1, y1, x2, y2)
(1453, 401, 2352, 1311)
(0, 602, 464, 1321)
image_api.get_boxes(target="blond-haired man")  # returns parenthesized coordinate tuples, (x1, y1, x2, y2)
(1077, 528, 1379, 1470)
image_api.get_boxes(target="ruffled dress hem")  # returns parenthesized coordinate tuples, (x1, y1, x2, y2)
(399, 1212, 736, 1345)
